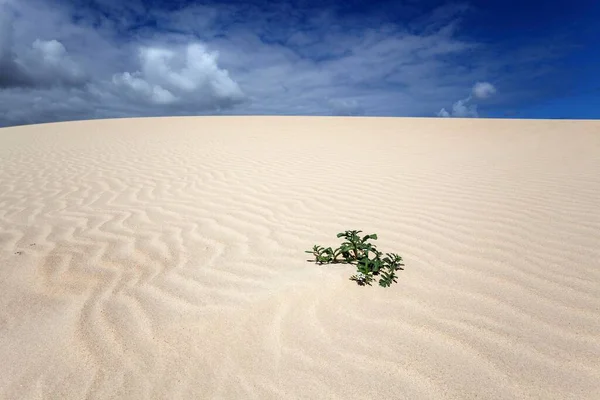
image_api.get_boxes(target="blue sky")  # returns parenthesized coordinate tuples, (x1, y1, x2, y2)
(0, 0, 598, 126)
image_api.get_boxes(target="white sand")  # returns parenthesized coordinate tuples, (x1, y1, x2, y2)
(0, 116, 599, 399)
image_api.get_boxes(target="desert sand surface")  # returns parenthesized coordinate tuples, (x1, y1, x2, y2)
(0, 116, 599, 399)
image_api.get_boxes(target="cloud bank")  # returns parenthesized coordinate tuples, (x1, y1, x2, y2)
(0, 0, 579, 126)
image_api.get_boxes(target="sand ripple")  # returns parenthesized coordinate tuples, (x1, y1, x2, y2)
(0, 117, 599, 399)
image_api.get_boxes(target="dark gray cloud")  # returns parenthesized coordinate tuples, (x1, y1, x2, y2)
(0, 7, 86, 89)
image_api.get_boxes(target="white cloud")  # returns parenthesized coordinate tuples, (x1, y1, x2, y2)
(452, 97, 478, 117)
(472, 81, 496, 99)
(32, 39, 66, 63)
(437, 108, 450, 117)
(112, 72, 177, 105)
(437, 81, 496, 118)
(437, 97, 479, 118)
(26, 39, 86, 84)
(112, 43, 245, 108)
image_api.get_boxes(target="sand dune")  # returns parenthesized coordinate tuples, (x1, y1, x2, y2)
(0, 116, 599, 399)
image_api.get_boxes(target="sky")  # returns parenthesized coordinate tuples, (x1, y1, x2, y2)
(0, 0, 598, 127)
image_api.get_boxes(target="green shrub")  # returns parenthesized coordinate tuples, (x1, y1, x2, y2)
(305, 230, 404, 287)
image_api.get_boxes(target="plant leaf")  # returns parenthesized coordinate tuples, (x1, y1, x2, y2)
(362, 234, 378, 242)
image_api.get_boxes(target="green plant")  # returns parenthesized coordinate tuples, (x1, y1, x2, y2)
(305, 230, 405, 287)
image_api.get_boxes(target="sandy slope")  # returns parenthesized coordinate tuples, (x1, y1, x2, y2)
(0, 116, 599, 399)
